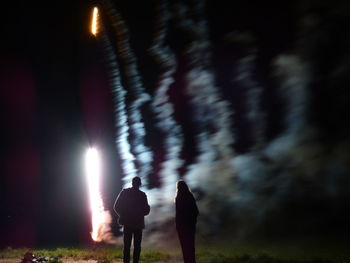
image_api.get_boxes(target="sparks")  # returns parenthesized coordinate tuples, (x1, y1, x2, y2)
(91, 7, 99, 36)
(85, 147, 105, 241)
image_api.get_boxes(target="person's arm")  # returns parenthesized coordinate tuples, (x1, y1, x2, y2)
(143, 194, 150, 216)
(191, 194, 199, 218)
(113, 189, 125, 215)
(175, 198, 180, 220)
(194, 198, 199, 217)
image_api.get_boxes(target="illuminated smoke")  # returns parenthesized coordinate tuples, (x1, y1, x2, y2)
(85, 148, 117, 243)
(149, 0, 184, 202)
(265, 55, 311, 160)
(101, 0, 153, 186)
(92, 1, 350, 240)
(174, 2, 235, 200)
(97, 12, 138, 182)
(232, 54, 312, 232)
(235, 50, 266, 150)
(274, 55, 310, 136)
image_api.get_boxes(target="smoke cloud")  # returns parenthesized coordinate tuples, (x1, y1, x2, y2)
(101, 0, 153, 185)
(99, 17, 138, 181)
(149, 0, 184, 203)
(95, 0, 350, 241)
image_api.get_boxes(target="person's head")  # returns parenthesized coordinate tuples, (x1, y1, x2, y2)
(132, 176, 142, 188)
(175, 179, 191, 198)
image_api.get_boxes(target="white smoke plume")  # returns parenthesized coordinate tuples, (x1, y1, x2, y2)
(265, 54, 311, 161)
(169, 1, 237, 231)
(174, 1, 235, 193)
(99, 17, 138, 182)
(231, 54, 313, 233)
(275, 55, 310, 135)
(236, 50, 267, 151)
(101, 0, 153, 186)
(148, 0, 184, 203)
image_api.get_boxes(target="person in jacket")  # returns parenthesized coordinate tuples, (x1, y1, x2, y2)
(175, 180, 199, 263)
(114, 176, 150, 263)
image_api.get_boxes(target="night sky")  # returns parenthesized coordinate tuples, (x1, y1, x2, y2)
(1, 1, 115, 247)
(1, 0, 350, 248)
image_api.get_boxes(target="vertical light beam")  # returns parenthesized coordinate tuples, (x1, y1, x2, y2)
(85, 147, 105, 242)
(91, 7, 99, 36)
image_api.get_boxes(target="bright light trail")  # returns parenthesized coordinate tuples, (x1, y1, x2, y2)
(85, 147, 105, 241)
(91, 7, 99, 36)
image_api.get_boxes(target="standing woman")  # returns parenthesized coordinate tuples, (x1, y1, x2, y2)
(175, 180, 199, 263)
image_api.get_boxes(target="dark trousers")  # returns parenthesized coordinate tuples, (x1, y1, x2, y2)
(123, 227, 143, 263)
(177, 228, 196, 263)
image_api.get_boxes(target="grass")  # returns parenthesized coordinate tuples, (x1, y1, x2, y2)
(194, 235, 350, 263)
(1, 239, 350, 263)
(0, 247, 169, 263)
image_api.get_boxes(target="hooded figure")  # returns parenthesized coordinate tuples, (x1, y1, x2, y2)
(175, 180, 199, 263)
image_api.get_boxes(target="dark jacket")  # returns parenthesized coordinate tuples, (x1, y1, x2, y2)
(175, 192, 199, 231)
(114, 187, 150, 229)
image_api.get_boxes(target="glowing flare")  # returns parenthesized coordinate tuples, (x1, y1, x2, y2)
(85, 148, 105, 241)
(91, 7, 99, 36)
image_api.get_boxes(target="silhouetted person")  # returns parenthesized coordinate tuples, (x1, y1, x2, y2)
(114, 176, 150, 263)
(175, 180, 199, 263)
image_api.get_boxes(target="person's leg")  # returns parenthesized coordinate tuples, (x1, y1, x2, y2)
(177, 230, 189, 263)
(133, 229, 143, 263)
(187, 229, 196, 263)
(178, 228, 196, 263)
(123, 227, 132, 263)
